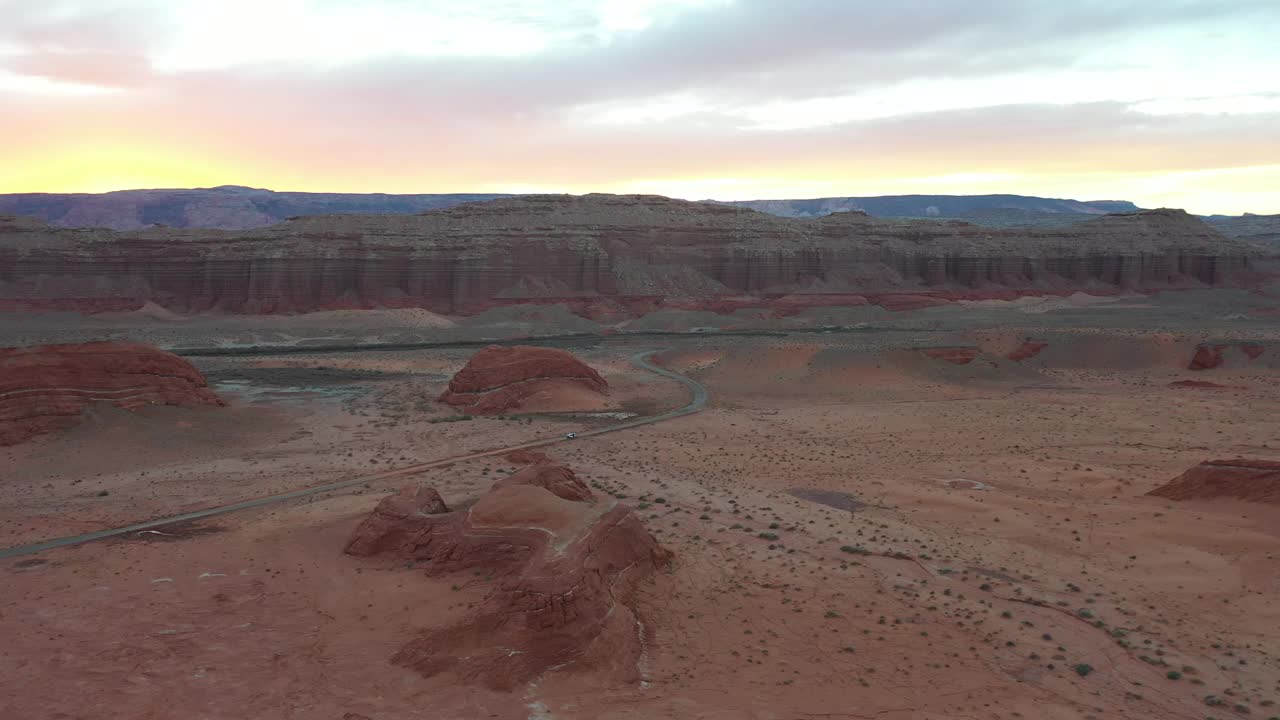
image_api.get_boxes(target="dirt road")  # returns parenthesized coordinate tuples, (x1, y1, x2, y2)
(0, 350, 704, 559)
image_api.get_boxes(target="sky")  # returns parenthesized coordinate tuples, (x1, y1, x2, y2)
(1, 0, 1278, 214)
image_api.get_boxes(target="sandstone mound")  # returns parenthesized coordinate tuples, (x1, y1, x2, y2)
(1007, 339, 1049, 361)
(438, 345, 607, 414)
(343, 485, 451, 558)
(1189, 342, 1267, 370)
(346, 470, 670, 690)
(492, 461, 595, 502)
(0, 341, 224, 445)
(1148, 460, 1280, 504)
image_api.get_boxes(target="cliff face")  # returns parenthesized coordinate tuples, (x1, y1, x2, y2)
(0, 341, 224, 445)
(0, 194, 1268, 314)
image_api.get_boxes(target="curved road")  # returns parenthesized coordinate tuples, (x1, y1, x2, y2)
(0, 350, 706, 560)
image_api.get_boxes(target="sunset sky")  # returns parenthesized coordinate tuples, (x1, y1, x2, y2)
(2, 0, 1278, 214)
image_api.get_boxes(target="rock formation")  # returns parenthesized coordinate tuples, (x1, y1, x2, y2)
(345, 466, 670, 690)
(343, 485, 451, 558)
(0, 341, 224, 445)
(0, 195, 1269, 315)
(438, 345, 608, 414)
(1189, 343, 1267, 370)
(1007, 339, 1049, 361)
(1148, 460, 1280, 504)
(492, 461, 595, 502)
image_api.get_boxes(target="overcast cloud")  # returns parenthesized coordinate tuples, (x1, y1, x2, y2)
(1, 0, 1277, 213)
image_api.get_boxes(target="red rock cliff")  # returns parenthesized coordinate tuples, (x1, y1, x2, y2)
(0, 341, 224, 445)
(0, 195, 1268, 314)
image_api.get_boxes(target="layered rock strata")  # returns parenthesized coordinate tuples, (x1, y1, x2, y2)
(1148, 460, 1280, 504)
(0, 341, 224, 445)
(438, 345, 607, 414)
(0, 195, 1267, 315)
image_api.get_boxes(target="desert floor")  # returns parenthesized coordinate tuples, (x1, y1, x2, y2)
(2, 316, 1279, 719)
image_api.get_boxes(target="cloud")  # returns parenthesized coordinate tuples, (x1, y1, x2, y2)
(0, 0, 166, 51)
(6, 50, 151, 87)
(1, 0, 1278, 212)
(0, 0, 168, 87)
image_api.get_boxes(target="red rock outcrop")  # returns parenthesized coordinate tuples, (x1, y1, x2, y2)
(0, 197, 1267, 315)
(0, 341, 224, 445)
(1189, 344, 1226, 370)
(921, 347, 980, 365)
(492, 461, 595, 502)
(343, 485, 451, 558)
(1007, 339, 1050, 361)
(345, 472, 670, 690)
(438, 345, 607, 414)
(1189, 342, 1268, 370)
(1147, 460, 1280, 504)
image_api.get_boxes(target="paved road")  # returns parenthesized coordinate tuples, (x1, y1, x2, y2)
(0, 350, 704, 560)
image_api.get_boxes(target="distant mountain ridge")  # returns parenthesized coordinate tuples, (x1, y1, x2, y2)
(716, 194, 1140, 218)
(1202, 214, 1280, 250)
(0, 186, 514, 231)
(0, 187, 1149, 230)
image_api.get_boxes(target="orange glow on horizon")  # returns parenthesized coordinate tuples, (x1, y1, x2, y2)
(4, 138, 1278, 216)
(3, 141, 257, 194)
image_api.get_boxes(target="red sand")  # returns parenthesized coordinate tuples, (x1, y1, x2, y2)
(921, 346, 980, 365)
(3, 332, 1279, 719)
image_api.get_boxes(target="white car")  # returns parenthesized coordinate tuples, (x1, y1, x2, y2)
(565, 432, 577, 439)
